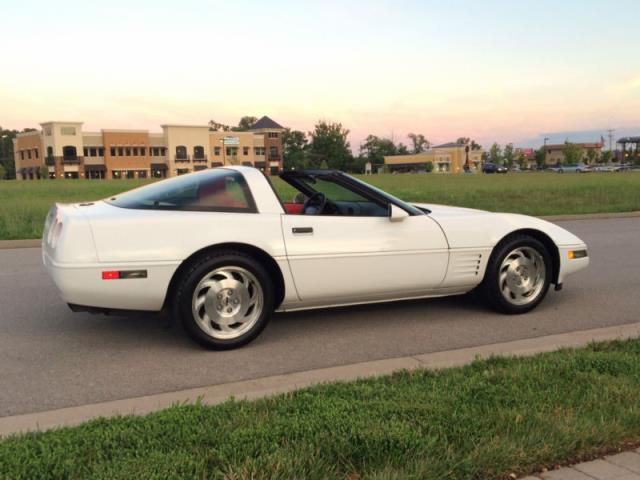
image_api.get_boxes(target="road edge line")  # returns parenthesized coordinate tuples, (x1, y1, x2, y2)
(2, 322, 639, 438)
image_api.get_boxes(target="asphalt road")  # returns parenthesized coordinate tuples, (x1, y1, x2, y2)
(1, 218, 638, 417)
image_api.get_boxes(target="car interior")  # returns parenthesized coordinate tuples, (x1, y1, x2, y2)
(278, 171, 390, 217)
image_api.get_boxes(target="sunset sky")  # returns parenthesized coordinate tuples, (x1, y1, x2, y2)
(1, 0, 639, 150)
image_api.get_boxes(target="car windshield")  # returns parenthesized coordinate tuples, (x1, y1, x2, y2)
(106, 168, 256, 212)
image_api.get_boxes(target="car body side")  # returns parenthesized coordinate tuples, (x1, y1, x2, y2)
(42, 167, 588, 314)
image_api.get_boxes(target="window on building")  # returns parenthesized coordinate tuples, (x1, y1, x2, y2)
(254, 147, 265, 156)
(113, 170, 122, 179)
(138, 170, 147, 179)
(269, 146, 279, 159)
(62, 145, 77, 160)
(34, 149, 39, 159)
(118, 147, 124, 156)
(133, 147, 139, 156)
(83, 147, 89, 157)
(267, 132, 279, 139)
(126, 170, 135, 179)
(226, 147, 238, 157)
(140, 147, 146, 156)
(214, 146, 221, 156)
(243, 146, 249, 155)
(27, 150, 32, 159)
(44, 128, 52, 136)
(161, 147, 167, 156)
(61, 127, 76, 136)
(125, 147, 131, 156)
(193, 145, 205, 159)
(98, 147, 104, 156)
(176, 145, 187, 160)
(110, 147, 116, 156)
(47, 146, 53, 157)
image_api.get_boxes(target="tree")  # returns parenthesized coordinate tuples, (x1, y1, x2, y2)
(407, 133, 430, 153)
(517, 153, 527, 169)
(488, 142, 502, 164)
(503, 143, 515, 168)
(455, 137, 481, 150)
(600, 150, 613, 164)
(39, 165, 49, 179)
(282, 129, 309, 170)
(233, 116, 258, 132)
(360, 135, 397, 165)
(585, 148, 598, 165)
(0, 164, 6, 180)
(396, 142, 410, 155)
(562, 142, 584, 165)
(307, 121, 352, 170)
(208, 120, 230, 132)
(424, 161, 434, 173)
(1, 127, 22, 179)
(534, 149, 546, 168)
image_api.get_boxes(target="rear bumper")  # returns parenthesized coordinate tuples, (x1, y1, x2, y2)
(43, 251, 179, 311)
(557, 244, 589, 284)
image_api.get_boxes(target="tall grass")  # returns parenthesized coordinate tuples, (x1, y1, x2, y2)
(1, 172, 639, 240)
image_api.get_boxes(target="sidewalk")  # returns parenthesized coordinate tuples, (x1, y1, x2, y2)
(522, 449, 640, 479)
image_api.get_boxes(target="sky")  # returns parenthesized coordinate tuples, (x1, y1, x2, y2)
(1, 0, 639, 151)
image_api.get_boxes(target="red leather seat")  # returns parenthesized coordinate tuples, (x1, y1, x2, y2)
(283, 203, 304, 214)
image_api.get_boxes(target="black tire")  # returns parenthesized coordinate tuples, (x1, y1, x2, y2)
(480, 234, 552, 314)
(173, 250, 275, 350)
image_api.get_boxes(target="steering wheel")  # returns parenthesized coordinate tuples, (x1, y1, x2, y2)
(303, 192, 327, 215)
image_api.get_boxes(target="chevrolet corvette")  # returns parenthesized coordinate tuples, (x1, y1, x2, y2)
(43, 166, 589, 349)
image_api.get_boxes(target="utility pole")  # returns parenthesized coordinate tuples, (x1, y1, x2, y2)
(607, 129, 614, 152)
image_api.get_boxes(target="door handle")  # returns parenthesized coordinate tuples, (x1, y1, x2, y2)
(292, 227, 313, 234)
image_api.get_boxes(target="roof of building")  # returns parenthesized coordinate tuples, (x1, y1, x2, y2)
(618, 136, 640, 143)
(433, 142, 466, 148)
(250, 116, 284, 130)
(546, 142, 603, 150)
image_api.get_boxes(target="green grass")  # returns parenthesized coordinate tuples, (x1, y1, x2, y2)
(3, 339, 640, 479)
(1, 172, 640, 240)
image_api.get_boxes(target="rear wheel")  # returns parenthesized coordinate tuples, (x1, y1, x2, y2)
(481, 235, 551, 314)
(174, 251, 274, 349)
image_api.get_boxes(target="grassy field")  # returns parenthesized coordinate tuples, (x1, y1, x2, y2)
(1, 172, 639, 240)
(2, 339, 640, 479)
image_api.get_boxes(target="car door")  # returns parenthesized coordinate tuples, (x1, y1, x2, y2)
(281, 210, 449, 304)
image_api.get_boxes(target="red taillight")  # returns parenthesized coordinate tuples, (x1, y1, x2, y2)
(102, 271, 120, 280)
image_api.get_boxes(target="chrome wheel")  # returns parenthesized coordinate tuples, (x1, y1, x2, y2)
(499, 246, 546, 306)
(191, 266, 264, 340)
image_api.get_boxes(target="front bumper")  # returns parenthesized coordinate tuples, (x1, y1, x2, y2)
(556, 244, 590, 284)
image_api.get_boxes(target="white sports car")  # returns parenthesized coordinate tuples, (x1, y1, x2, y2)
(43, 166, 589, 349)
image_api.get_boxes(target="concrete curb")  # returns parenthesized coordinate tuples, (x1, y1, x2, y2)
(1, 322, 639, 438)
(1, 212, 638, 250)
(0, 239, 41, 249)
(541, 211, 640, 222)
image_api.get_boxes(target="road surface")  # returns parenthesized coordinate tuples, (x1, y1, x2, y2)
(1, 218, 638, 417)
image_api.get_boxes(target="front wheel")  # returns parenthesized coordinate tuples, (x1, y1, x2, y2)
(174, 251, 274, 349)
(480, 235, 552, 314)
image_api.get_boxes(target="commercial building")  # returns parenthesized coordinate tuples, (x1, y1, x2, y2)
(383, 142, 484, 173)
(13, 116, 285, 180)
(544, 142, 603, 165)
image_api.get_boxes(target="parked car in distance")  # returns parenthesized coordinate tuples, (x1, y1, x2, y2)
(42, 167, 590, 350)
(554, 163, 592, 173)
(592, 164, 617, 172)
(482, 163, 508, 174)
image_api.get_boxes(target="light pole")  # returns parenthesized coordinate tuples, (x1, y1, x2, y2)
(543, 137, 549, 165)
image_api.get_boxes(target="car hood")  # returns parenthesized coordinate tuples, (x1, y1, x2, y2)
(413, 203, 585, 249)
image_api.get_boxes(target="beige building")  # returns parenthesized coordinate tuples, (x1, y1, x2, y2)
(14, 116, 285, 180)
(544, 142, 603, 165)
(384, 142, 484, 173)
